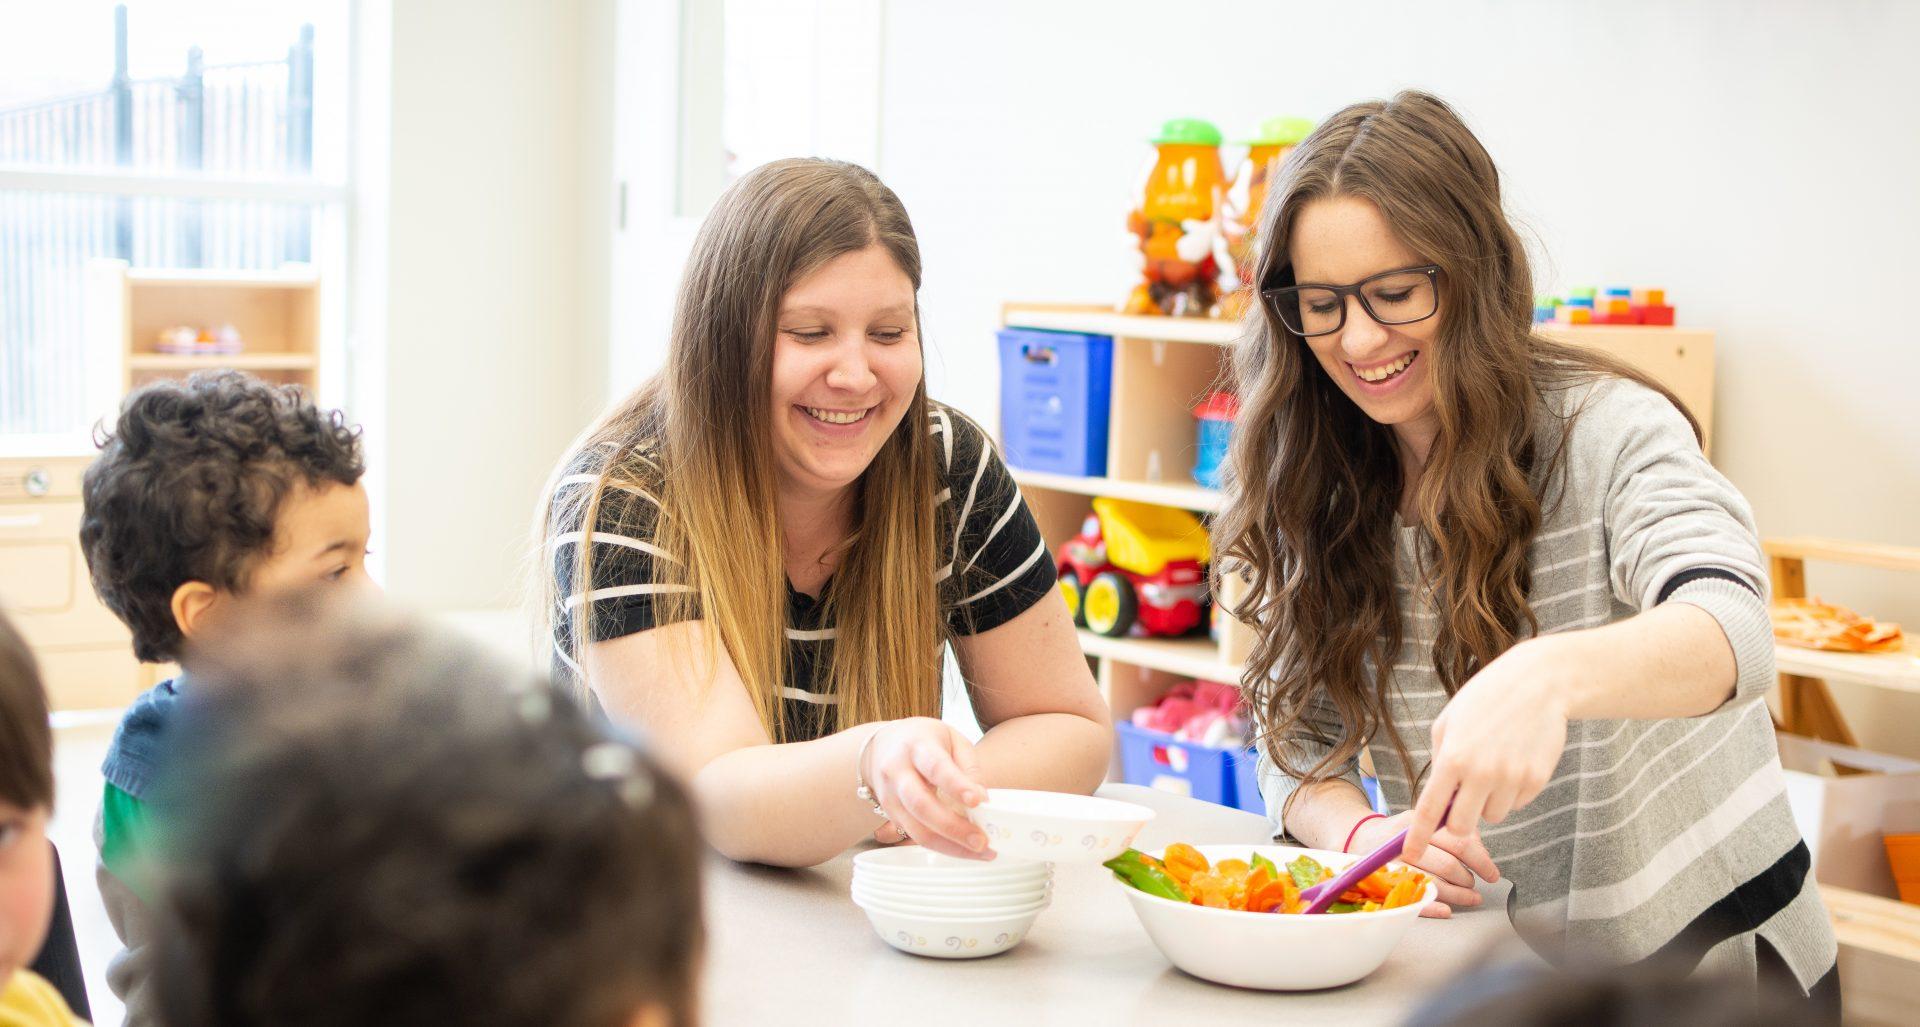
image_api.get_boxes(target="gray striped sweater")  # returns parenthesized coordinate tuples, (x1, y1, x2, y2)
(1257, 376, 1836, 992)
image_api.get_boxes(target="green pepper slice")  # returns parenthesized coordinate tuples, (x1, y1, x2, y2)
(1104, 850, 1189, 903)
(1287, 854, 1327, 890)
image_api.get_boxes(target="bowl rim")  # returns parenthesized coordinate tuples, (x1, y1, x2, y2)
(854, 866, 1051, 882)
(852, 877, 1052, 895)
(856, 901, 1048, 926)
(1112, 843, 1438, 921)
(853, 894, 1051, 918)
(852, 847, 1052, 872)
(973, 788, 1158, 824)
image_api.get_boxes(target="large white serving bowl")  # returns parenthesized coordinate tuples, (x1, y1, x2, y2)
(1114, 843, 1436, 991)
(856, 902, 1044, 960)
(967, 789, 1154, 864)
(852, 845, 1051, 883)
(851, 886, 1049, 920)
(851, 878, 1051, 908)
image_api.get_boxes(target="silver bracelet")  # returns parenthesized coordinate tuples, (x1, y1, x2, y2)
(855, 728, 888, 820)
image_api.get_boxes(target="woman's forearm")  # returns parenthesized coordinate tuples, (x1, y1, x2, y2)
(1545, 602, 1739, 720)
(972, 711, 1111, 796)
(692, 722, 884, 868)
(1276, 778, 1376, 851)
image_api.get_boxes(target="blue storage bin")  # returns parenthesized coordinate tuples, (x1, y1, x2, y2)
(1229, 745, 1264, 815)
(1117, 721, 1237, 806)
(997, 327, 1111, 476)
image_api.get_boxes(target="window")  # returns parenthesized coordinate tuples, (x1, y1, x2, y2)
(0, 0, 349, 435)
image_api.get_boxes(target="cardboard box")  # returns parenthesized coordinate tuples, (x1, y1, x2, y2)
(1779, 734, 1920, 898)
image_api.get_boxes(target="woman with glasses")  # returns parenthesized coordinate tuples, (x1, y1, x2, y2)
(1216, 91, 1836, 1014)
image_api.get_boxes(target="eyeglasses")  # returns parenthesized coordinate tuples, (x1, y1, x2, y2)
(1261, 265, 1441, 338)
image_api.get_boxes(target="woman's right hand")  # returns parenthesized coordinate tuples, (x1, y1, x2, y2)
(860, 717, 993, 861)
(1345, 810, 1500, 918)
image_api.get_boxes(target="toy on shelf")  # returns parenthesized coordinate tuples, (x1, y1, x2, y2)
(1191, 390, 1239, 489)
(1122, 118, 1230, 318)
(1534, 286, 1675, 326)
(1132, 678, 1249, 748)
(1221, 116, 1314, 317)
(155, 324, 244, 355)
(1057, 496, 1210, 638)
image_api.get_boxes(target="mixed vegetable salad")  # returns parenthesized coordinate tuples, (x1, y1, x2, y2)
(1105, 843, 1429, 914)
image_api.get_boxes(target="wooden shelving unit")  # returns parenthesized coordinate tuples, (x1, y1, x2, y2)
(1000, 303, 1715, 723)
(86, 259, 324, 418)
(1821, 884, 1920, 1024)
(1767, 537, 1920, 742)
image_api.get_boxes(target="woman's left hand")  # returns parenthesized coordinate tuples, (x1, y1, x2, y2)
(1402, 634, 1580, 865)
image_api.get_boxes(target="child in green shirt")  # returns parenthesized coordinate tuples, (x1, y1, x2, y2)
(80, 371, 370, 1024)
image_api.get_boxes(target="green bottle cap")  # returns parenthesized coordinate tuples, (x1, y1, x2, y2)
(1246, 115, 1315, 146)
(1151, 118, 1223, 146)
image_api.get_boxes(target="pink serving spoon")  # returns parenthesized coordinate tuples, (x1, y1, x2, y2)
(1299, 798, 1452, 915)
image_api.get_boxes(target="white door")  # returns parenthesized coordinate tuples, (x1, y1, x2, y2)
(607, 0, 884, 399)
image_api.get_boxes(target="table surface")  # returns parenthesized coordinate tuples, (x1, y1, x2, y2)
(702, 784, 1524, 1025)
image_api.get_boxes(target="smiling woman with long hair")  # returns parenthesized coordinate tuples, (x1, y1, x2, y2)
(539, 158, 1109, 868)
(1217, 92, 1836, 1013)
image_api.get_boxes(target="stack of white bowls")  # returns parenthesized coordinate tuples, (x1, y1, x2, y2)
(850, 847, 1052, 959)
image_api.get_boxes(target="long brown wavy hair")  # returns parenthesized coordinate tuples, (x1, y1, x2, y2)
(1216, 91, 1698, 805)
(539, 159, 948, 742)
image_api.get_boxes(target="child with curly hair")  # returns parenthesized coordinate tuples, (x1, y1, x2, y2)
(78, 371, 370, 1024)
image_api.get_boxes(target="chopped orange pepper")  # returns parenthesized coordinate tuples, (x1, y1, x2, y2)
(1162, 843, 1209, 886)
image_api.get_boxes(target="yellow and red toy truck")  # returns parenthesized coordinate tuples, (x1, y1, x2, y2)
(1057, 497, 1210, 638)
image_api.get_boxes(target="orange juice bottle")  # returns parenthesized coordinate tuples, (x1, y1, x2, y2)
(1222, 116, 1314, 317)
(1124, 118, 1227, 318)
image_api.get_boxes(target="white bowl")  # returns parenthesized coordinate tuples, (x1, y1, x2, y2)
(853, 867, 1050, 892)
(858, 904, 1043, 959)
(853, 846, 1051, 882)
(967, 789, 1154, 864)
(852, 878, 1051, 907)
(852, 886, 1050, 919)
(1113, 844, 1435, 990)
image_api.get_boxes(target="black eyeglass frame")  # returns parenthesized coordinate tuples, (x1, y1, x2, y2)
(1261, 264, 1443, 338)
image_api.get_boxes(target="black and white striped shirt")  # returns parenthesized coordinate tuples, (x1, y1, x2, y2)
(548, 403, 1056, 741)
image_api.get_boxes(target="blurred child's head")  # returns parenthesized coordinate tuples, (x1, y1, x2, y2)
(0, 610, 55, 984)
(154, 592, 704, 1027)
(80, 370, 370, 665)
(1403, 956, 1828, 1027)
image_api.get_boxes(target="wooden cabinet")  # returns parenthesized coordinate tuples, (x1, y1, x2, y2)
(0, 451, 151, 710)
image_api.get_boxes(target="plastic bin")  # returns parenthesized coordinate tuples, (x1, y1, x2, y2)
(1117, 721, 1236, 806)
(1229, 745, 1264, 814)
(997, 327, 1112, 476)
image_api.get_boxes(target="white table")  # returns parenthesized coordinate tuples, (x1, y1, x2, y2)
(702, 784, 1523, 1025)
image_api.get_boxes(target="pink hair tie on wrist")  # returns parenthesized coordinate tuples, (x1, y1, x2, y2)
(1342, 813, 1386, 854)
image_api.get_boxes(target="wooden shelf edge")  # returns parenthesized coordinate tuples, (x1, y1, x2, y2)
(1013, 468, 1223, 513)
(1821, 883, 1920, 965)
(1765, 537, 1920, 574)
(125, 267, 319, 289)
(128, 353, 319, 371)
(1003, 303, 1244, 346)
(1077, 630, 1243, 684)
(1775, 644, 1920, 696)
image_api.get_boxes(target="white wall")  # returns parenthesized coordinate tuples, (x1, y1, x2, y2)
(878, 0, 1920, 750)
(357, 0, 611, 611)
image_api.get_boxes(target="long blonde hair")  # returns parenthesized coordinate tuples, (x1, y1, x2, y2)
(541, 159, 947, 741)
(1216, 91, 1699, 803)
